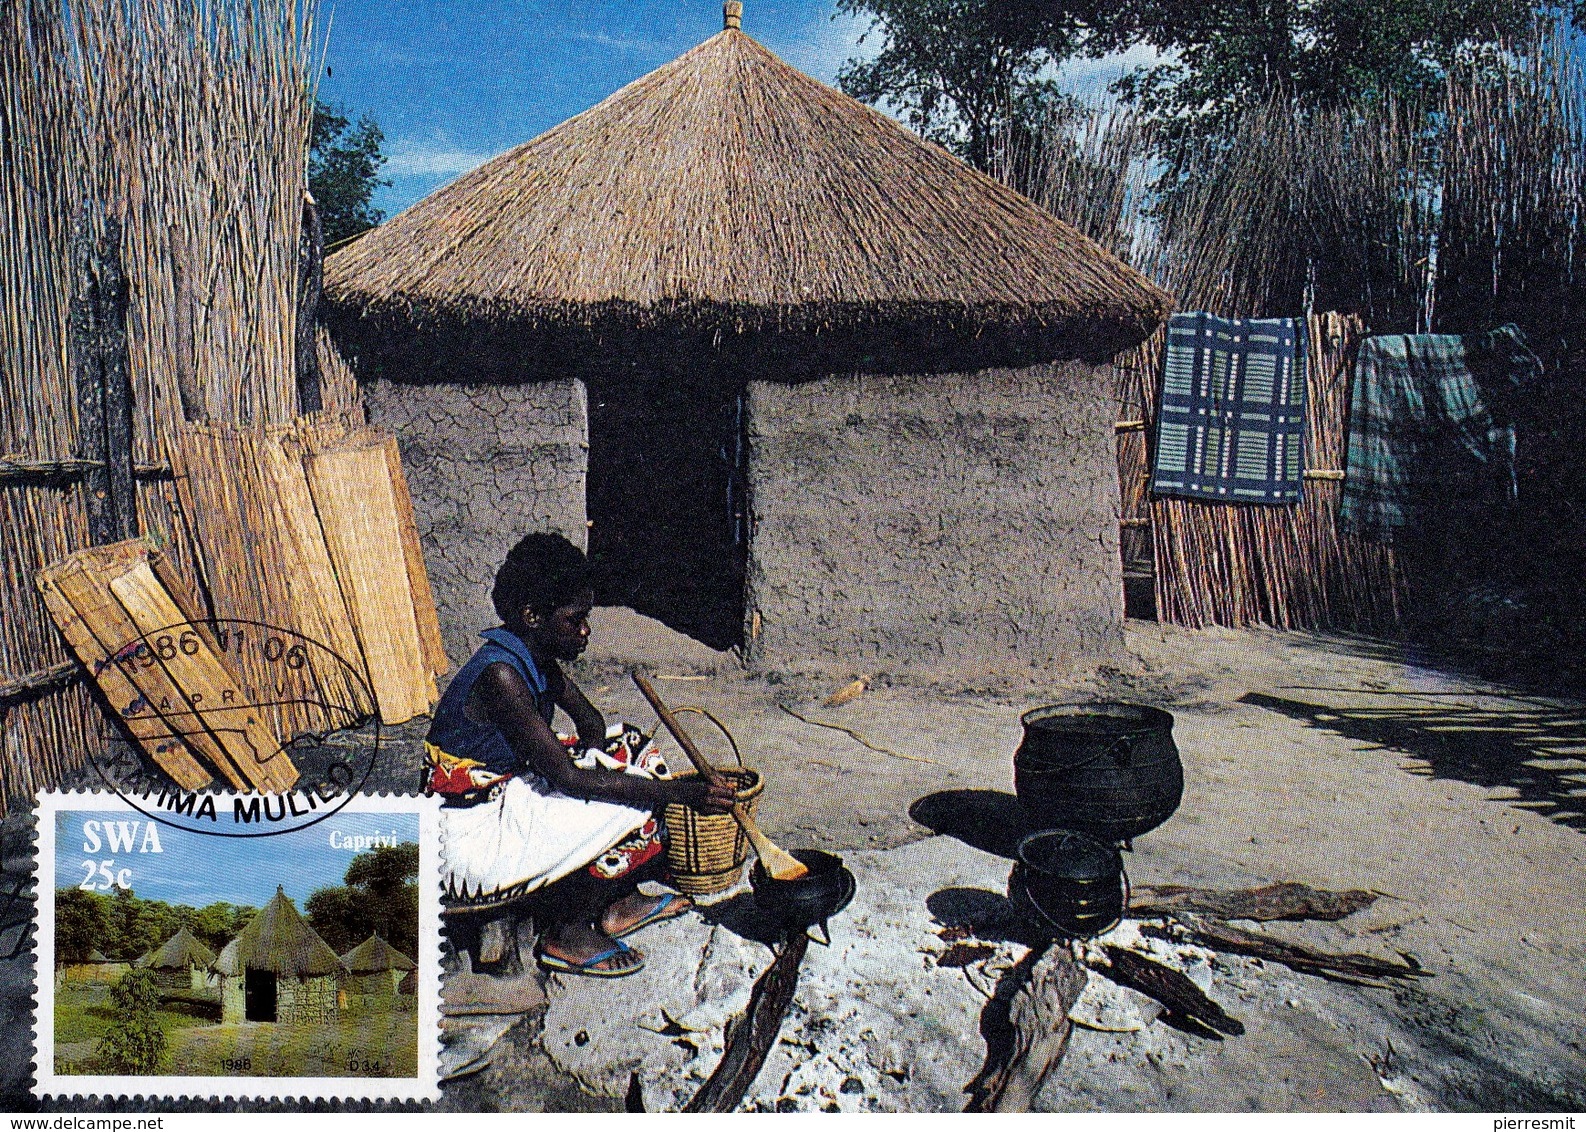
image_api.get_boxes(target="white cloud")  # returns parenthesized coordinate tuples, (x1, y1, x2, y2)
(384, 141, 497, 178)
(566, 29, 666, 55)
(777, 9, 877, 87)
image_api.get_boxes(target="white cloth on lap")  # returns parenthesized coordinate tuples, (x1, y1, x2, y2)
(441, 774, 649, 906)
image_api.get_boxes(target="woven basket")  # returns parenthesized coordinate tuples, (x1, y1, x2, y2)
(661, 707, 762, 895)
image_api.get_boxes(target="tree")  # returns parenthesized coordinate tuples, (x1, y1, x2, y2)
(1092, 0, 1546, 129)
(835, 0, 1075, 171)
(97, 969, 166, 1075)
(310, 100, 389, 246)
(55, 888, 111, 964)
(839, 0, 1559, 147)
(189, 902, 252, 953)
(307, 842, 419, 959)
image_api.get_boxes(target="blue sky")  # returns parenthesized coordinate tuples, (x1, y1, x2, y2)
(315, 0, 1156, 217)
(57, 811, 419, 909)
(316, 0, 875, 216)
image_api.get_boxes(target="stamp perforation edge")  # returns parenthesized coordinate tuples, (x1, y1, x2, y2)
(30, 788, 443, 1102)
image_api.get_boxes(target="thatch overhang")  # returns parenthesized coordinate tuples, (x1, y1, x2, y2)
(323, 11, 1169, 374)
(137, 926, 216, 971)
(213, 887, 345, 978)
(340, 933, 416, 975)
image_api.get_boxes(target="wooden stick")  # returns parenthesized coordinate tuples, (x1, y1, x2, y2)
(965, 944, 1088, 1111)
(1094, 945, 1245, 1037)
(1143, 917, 1431, 984)
(682, 932, 810, 1112)
(0, 661, 80, 707)
(633, 673, 809, 881)
(1130, 882, 1379, 923)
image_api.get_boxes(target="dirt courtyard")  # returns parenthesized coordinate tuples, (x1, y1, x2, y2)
(5, 611, 1583, 1112)
(485, 608, 1586, 1112)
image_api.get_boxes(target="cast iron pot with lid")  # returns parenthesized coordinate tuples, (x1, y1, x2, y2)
(1009, 829, 1127, 940)
(751, 848, 856, 943)
(1014, 702, 1183, 845)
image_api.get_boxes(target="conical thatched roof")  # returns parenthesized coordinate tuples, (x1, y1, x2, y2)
(137, 926, 216, 971)
(212, 887, 344, 978)
(341, 933, 416, 975)
(86, 949, 111, 963)
(324, 8, 1168, 357)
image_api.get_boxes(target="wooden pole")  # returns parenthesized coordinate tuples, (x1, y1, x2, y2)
(69, 211, 138, 545)
(98, 215, 137, 542)
(295, 191, 324, 414)
(69, 213, 112, 545)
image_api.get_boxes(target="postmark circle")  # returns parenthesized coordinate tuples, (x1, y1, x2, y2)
(85, 617, 385, 838)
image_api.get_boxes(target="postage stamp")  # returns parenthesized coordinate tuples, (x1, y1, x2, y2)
(30, 790, 441, 1101)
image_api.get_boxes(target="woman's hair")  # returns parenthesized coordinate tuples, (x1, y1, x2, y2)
(491, 533, 592, 624)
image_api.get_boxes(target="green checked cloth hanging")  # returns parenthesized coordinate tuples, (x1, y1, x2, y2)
(1152, 312, 1308, 503)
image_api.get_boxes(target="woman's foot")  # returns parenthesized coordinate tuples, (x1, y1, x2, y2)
(600, 890, 694, 938)
(537, 922, 644, 976)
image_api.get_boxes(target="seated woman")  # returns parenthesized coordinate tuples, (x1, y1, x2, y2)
(425, 532, 734, 977)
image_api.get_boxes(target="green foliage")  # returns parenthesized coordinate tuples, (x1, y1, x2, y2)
(835, 0, 1073, 170)
(188, 902, 253, 953)
(306, 843, 420, 959)
(310, 99, 389, 246)
(96, 969, 166, 1074)
(55, 888, 111, 964)
(1094, 0, 1546, 130)
(56, 888, 254, 961)
(839, 0, 1564, 146)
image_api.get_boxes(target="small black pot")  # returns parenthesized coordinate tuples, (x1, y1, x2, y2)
(1009, 829, 1127, 940)
(750, 849, 857, 942)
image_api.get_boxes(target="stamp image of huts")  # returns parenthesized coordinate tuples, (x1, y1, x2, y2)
(339, 934, 416, 1013)
(215, 887, 345, 1025)
(323, 2, 1169, 683)
(136, 926, 218, 994)
(57, 949, 127, 988)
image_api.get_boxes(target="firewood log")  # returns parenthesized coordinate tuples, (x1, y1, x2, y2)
(1130, 882, 1378, 922)
(1143, 916, 1430, 984)
(965, 945, 1088, 1112)
(1095, 945, 1245, 1037)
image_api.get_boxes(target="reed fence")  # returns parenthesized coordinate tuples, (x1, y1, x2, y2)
(994, 21, 1586, 633)
(0, 0, 359, 815)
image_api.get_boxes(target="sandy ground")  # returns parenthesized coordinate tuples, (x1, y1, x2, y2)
(4, 610, 1584, 1111)
(519, 610, 1585, 1112)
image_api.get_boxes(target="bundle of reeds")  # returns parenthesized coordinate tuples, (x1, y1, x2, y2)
(0, 0, 325, 815)
(1, 1, 106, 809)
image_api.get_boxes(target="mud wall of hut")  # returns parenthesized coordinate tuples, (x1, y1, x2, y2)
(742, 363, 1125, 680)
(365, 380, 589, 668)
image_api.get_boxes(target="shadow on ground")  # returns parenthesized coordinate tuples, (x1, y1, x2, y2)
(909, 790, 1028, 859)
(1242, 690, 1586, 831)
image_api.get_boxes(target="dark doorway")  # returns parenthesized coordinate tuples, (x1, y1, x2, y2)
(585, 362, 747, 650)
(244, 968, 277, 1022)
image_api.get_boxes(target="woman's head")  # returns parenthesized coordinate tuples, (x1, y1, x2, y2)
(492, 533, 593, 659)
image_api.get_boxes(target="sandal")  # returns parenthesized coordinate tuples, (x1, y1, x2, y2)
(609, 892, 693, 939)
(536, 939, 645, 978)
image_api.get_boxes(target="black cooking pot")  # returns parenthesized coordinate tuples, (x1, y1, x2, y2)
(1014, 702, 1183, 844)
(750, 849, 856, 942)
(1009, 829, 1126, 940)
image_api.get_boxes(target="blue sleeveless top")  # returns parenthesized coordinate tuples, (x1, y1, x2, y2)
(426, 628, 556, 776)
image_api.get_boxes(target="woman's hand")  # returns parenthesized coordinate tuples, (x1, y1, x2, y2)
(672, 776, 738, 815)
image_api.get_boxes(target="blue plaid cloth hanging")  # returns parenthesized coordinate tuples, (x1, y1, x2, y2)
(1151, 312, 1308, 503)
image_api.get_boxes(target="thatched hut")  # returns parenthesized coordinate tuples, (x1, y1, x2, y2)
(324, 3, 1169, 680)
(57, 950, 128, 987)
(339, 933, 416, 1011)
(215, 887, 344, 1024)
(136, 926, 217, 992)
